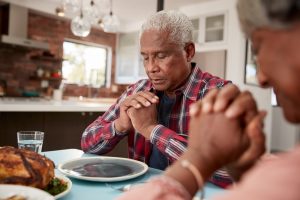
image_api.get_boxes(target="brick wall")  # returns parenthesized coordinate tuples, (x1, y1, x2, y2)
(0, 10, 127, 98)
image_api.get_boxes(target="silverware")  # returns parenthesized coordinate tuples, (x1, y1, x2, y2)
(106, 182, 145, 192)
(107, 182, 205, 200)
(106, 183, 133, 192)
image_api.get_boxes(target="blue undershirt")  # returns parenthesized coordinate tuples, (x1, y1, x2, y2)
(149, 93, 175, 170)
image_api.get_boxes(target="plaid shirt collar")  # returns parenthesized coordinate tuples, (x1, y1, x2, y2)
(144, 63, 202, 101)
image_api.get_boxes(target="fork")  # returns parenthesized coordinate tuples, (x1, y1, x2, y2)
(106, 183, 132, 192)
(106, 182, 146, 192)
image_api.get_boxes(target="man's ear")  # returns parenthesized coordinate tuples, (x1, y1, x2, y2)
(184, 42, 195, 62)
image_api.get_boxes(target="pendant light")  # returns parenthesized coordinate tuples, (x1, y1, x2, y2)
(70, 0, 91, 37)
(63, 0, 80, 13)
(102, 0, 120, 33)
(84, 0, 100, 25)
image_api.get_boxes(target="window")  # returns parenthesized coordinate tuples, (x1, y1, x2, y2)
(62, 40, 111, 87)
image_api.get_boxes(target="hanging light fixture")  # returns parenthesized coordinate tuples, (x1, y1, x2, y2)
(70, 0, 91, 37)
(55, 0, 65, 17)
(55, 0, 119, 36)
(55, 6, 65, 17)
(84, 0, 100, 25)
(102, 0, 120, 33)
(63, 0, 80, 13)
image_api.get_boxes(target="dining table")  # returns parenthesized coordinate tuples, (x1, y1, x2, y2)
(45, 149, 225, 200)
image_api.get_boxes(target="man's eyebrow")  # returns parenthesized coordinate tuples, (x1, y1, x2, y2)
(140, 50, 170, 56)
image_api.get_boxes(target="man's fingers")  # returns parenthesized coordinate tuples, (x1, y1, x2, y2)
(133, 95, 152, 107)
(126, 107, 135, 117)
(213, 84, 241, 112)
(122, 91, 159, 110)
(128, 99, 142, 109)
(138, 91, 159, 104)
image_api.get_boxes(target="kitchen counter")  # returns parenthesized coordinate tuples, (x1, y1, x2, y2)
(0, 97, 117, 112)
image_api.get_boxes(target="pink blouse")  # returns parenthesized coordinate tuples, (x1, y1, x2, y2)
(117, 146, 300, 200)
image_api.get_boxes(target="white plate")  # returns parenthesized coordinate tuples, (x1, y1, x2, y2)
(58, 156, 148, 182)
(53, 174, 72, 199)
(0, 184, 54, 200)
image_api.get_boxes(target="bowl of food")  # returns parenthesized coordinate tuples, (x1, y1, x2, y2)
(0, 146, 71, 199)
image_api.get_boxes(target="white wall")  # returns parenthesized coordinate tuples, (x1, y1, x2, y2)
(271, 107, 300, 151)
(180, 0, 273, 151)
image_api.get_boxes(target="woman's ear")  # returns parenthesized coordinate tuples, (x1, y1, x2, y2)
(185, 42, 195, 62)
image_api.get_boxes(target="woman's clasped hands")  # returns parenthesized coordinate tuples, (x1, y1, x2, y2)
(187, 84, 267, 180)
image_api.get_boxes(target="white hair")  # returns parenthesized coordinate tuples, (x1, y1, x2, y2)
(140, 10, 194, 47)
(237, 0, 300, 37)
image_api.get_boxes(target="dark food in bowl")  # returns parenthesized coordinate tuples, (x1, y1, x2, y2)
(0, 146, 55, 189)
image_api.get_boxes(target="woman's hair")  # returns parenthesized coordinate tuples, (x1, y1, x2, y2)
(237, 0, 300, 37)
(140, 10, 194, 48)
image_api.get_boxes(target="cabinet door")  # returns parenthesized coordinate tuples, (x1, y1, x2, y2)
(0, 112, 128, 157)
(204, 14, 225, 43)
(0, 112, 44, 147)
(195, 12, 228, 51)
(43, 112, 87, 151)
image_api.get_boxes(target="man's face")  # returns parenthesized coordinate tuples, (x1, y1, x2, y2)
(252, 23, 300, 122)
(140, 30, 193, 96)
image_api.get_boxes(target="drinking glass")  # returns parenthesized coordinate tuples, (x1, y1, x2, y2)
(17, 131, 44, 154)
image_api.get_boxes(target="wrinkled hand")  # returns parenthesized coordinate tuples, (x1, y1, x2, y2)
(127, 102, 158, 139)
(114, 91, 159, 133)
(189, 84, 266, 180)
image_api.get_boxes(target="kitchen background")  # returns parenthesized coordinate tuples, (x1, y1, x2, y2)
(0, 4, 126, 98)
(0, 0, 298, 154)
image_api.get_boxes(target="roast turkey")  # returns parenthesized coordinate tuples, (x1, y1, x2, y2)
(0, 146, 55, 189)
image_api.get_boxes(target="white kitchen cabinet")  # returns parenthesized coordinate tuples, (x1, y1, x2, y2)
(191, 13, 228, 79)
(116, 31, 147, 84)
(192, 11, 228, 52)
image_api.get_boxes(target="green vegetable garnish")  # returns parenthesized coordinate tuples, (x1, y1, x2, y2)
(44, 177, 68, 196)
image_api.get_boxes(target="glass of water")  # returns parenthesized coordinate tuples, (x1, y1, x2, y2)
(17, 131, 44, 154)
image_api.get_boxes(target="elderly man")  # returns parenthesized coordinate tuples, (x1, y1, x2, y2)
(117, 0, 300, 199)
(81, 10, 231, 186)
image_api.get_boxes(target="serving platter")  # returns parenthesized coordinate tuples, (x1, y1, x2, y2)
(58, 156, 148, 182)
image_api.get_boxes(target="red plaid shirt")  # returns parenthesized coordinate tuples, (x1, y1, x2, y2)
(81, 64, 232, 187)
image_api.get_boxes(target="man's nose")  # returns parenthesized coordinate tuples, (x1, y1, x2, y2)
(146, 57, 159, 73)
